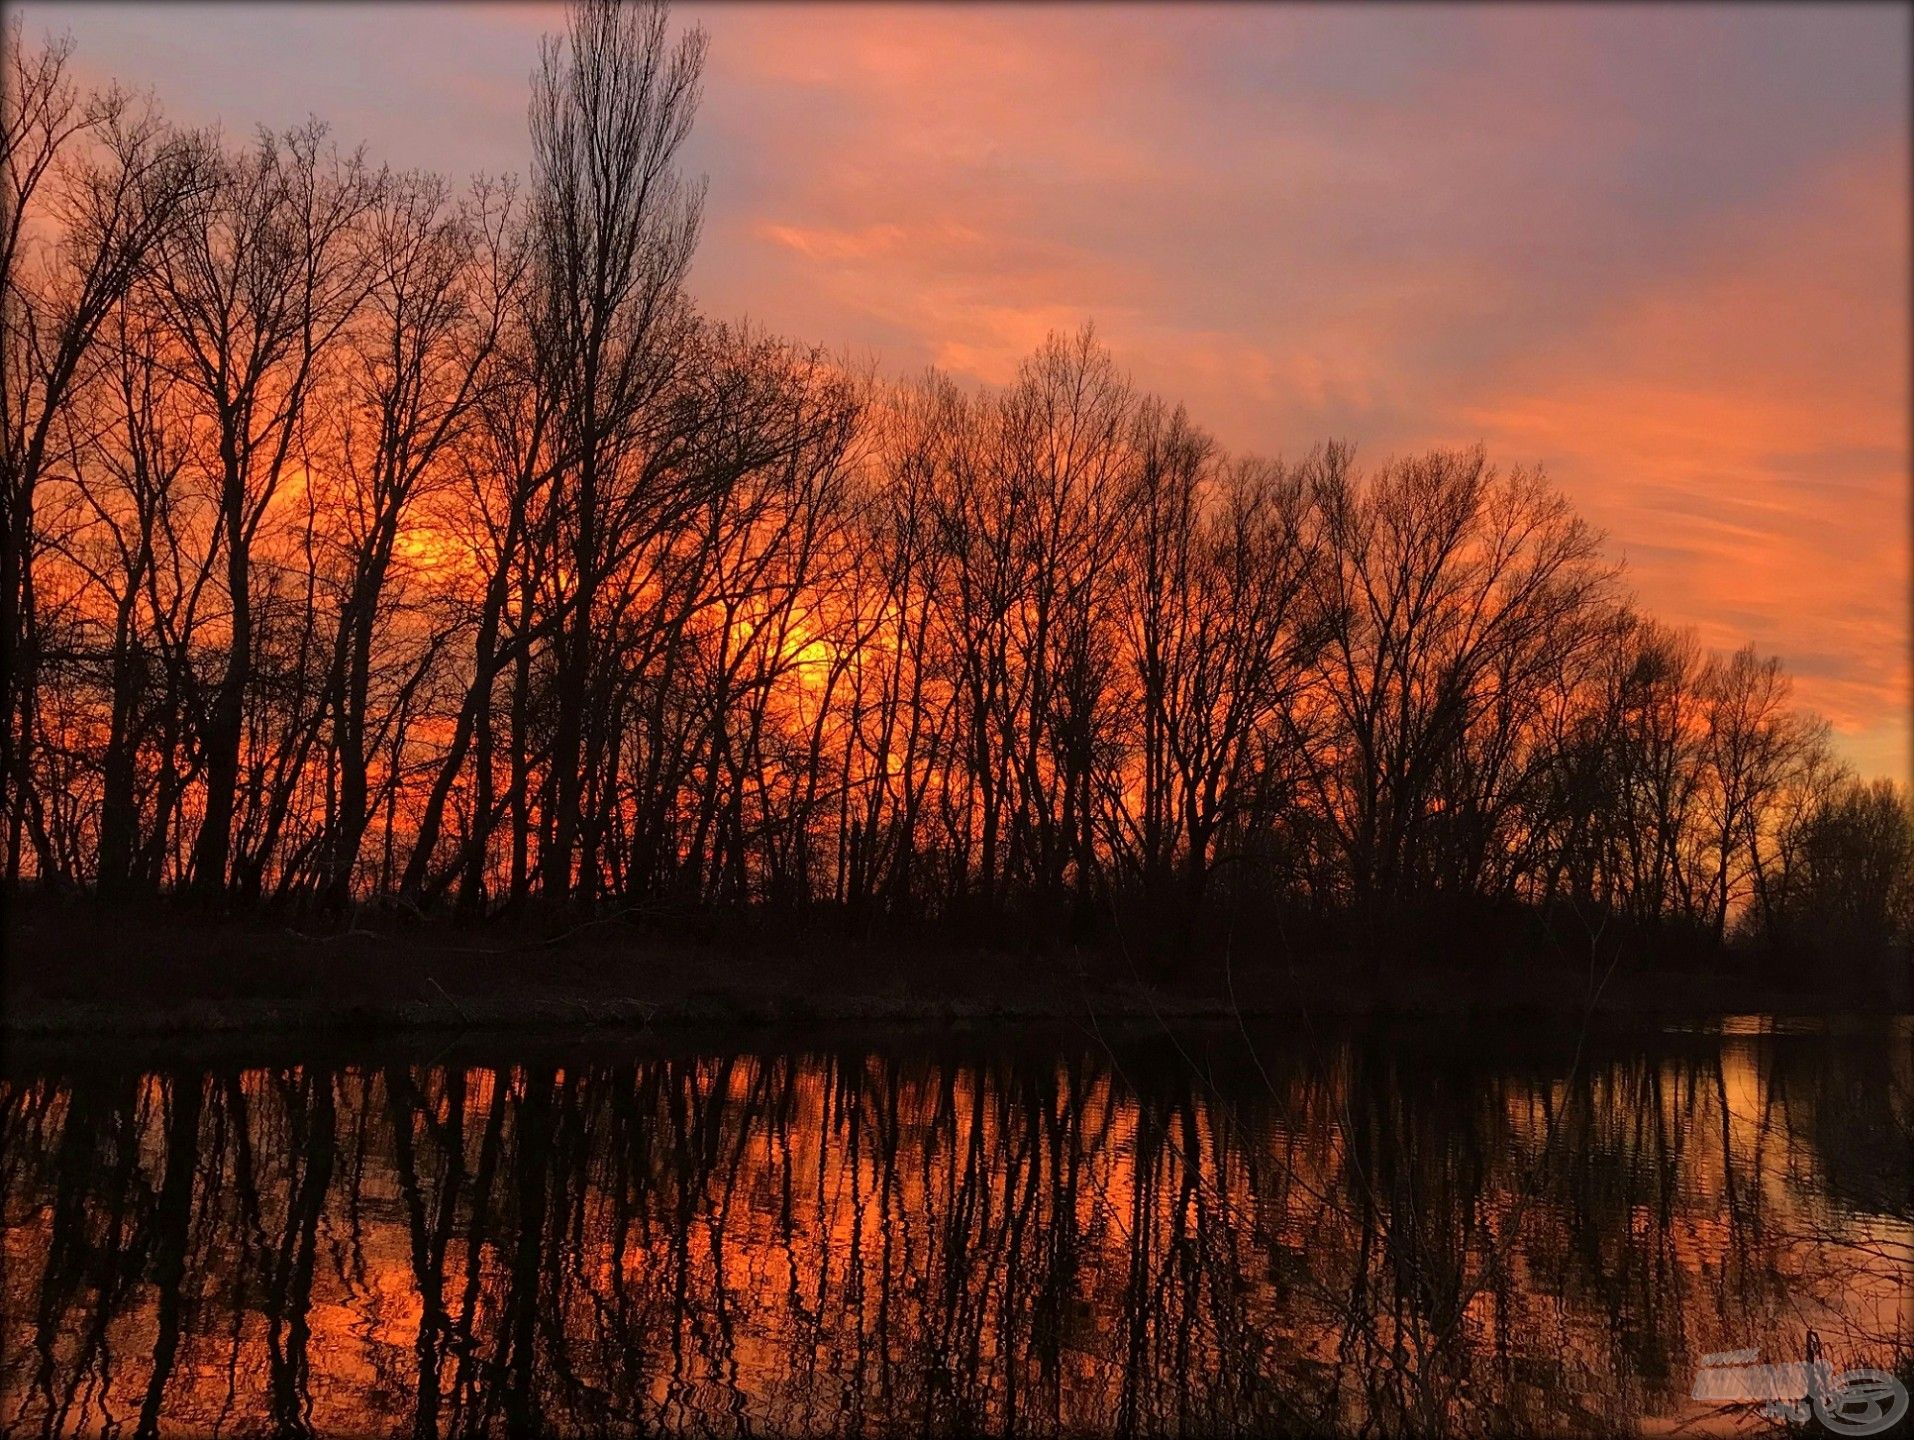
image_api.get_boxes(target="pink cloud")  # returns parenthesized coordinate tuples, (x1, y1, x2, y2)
(680, 5, 1907, 782)
(1455, 141, 1908, 773)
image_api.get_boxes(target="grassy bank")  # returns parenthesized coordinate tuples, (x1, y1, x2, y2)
(5, 896, 1897, 1041)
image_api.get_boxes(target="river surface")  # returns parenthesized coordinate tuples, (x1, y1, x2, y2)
(2, 1017, 1909, 1437)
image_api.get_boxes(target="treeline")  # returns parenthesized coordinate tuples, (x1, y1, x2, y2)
(3, 3, 1907, 976)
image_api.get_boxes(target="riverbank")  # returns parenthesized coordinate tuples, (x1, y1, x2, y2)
(5, 899, 1897, 1042)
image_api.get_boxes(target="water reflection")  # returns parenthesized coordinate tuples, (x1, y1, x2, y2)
(2, 1023, 1909, 1437)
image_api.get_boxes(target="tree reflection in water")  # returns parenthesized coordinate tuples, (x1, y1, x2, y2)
(2, 1023, 1909, 1437)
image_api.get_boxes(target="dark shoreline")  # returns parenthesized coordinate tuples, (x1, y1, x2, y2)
(6, 901, 1904, 1046)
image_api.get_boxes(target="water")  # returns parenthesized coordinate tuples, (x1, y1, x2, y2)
(3, 1018, 1909, 1437)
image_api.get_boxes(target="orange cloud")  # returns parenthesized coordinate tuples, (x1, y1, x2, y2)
(1455, 140, 1909, 779)
(684, 4, 1908, 783)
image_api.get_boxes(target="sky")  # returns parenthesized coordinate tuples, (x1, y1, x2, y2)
(16, 1, 1912, 784)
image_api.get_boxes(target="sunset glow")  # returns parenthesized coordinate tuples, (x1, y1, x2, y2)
(22, 0, 1906, 783)
(6, 10, 1913, 1436)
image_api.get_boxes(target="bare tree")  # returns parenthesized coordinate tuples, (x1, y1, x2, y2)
(1113, 411, 1325, 951)
(528, 0, 706, 906)
(145, 121, 380, 897)
(1694, 645, 1798, 944)
(2, 24, 197, 881)
(1302, 447, 1615, 949)
(55, 294, 216, 894)
(307, 171, 510, 909)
